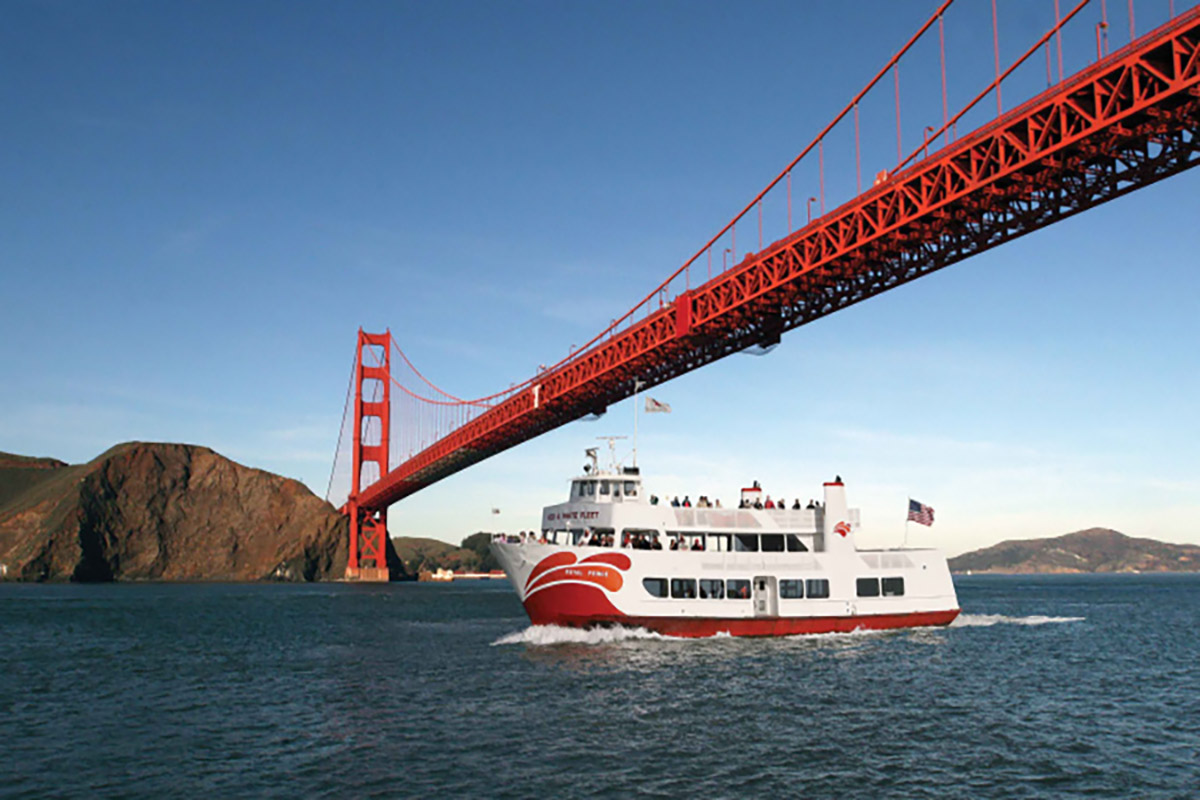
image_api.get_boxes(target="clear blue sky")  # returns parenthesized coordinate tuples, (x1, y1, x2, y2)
(3, 0, 1197, 556)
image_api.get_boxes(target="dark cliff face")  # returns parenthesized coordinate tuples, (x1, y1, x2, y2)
(0, 443, 403, 582)
(949, 528, 1200, 573)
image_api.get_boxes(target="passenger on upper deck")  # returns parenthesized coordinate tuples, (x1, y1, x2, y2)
(764, 497, 775, 509)
(650, 495, 659, 505)
(671, 496, 680, 507)
(682, 496, 691, 507)
(793, 499, 802, 510)
(754, 498, 764, 510)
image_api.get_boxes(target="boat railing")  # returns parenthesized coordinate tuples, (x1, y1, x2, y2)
(672, 507, 822, 530)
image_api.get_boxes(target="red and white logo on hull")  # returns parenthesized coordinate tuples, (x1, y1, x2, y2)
(524, 552, 631, 599)
(834, 521, 851, 537)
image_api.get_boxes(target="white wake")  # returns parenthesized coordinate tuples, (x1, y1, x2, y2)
(491, 624, 670, 646)
(952, 613, 1085, 628)
(493, 615, 1084, 646)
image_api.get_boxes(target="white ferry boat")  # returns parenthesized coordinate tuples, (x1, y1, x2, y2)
(491, 448, 960, 637)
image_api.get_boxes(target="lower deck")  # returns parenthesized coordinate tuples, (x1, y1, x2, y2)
(492, 541, 960, 637)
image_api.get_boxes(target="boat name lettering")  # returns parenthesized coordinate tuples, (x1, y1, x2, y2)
(545, 511, 600, 522)
(562, 567, 611, 579)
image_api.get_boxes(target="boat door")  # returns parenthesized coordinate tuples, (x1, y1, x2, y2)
(753, 576, 778, 617)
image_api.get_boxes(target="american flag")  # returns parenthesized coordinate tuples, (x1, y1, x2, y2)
(907, 499, 935, 526)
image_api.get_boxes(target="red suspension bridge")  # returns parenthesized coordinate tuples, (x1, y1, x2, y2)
(328, 0, 1200, 581)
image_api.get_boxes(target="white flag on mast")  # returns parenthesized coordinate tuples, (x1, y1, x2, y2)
(645, 397, 671, 413)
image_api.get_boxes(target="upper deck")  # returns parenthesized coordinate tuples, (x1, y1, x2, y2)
(539, 459, 860, 555)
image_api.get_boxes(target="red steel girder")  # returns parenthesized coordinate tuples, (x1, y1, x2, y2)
(357, 8, 1200, 513)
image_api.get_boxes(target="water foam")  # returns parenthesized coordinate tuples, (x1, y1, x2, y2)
(491, 624, 669, 646)
(952, 613, 1085, 628)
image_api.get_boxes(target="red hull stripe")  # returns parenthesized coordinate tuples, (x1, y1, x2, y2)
(528, 607, 961, 638)
(522, 582, 959, 638)
(523, 551, 575, 590)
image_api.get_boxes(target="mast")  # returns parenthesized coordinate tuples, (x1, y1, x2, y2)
(632, 378, 645, 468)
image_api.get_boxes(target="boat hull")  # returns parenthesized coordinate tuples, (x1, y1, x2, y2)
(520, 578, 959, 637)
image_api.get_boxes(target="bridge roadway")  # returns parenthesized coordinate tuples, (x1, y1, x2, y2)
(355, 6, 1200, 514)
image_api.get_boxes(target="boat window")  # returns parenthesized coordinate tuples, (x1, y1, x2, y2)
(572, 529, 591, 546)
(734, 534, 759, 552)
(857, 577, 881, 597)
(779, 579, 803, 599)
(707, 533, 731, 553)
(761, 534, 784, 552)
(690, 533, 706, 551)
(806, 578, 830, 599)
(727, 579, 751, 599)
(613, 482, 622, 498)
(575, 481, 584, 497)
(643, 578, 668, 598)
(699, 579, 724, 599)
(623, 481, 637, 497)
(600, 481, 610, 495)
(622, 528, 659, 549)
(670, 579, 697, 599)
(882, 577, 905, 597)
(786, 535, 809, 552)
(586, 481, 596, 496)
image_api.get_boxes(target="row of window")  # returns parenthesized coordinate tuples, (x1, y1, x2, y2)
(552, 528, 812, 553)
(574, 480, 640, 498)
(779, 579, 831, 599)
(640, 576, 905, 600)
(857, 577, 905, 597)
(642, 577, 832, 600)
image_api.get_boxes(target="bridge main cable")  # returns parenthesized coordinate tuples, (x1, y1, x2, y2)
(353, 2, 1200, 513)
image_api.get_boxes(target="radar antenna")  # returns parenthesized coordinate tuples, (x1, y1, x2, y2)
(595, 436, 627, 473)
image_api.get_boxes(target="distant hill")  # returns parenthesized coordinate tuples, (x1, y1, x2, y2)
(391, 532, 499, 575)
(950, 528, 1200, 574)
(0, 442, 405, 582)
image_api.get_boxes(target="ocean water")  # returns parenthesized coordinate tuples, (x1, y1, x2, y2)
(1, 575, 1197, 798)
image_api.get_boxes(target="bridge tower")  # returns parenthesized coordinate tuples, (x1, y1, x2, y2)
(345, 329, 391, 582)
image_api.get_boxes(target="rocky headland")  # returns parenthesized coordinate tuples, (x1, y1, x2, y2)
(949, 528, 1200, 574)
(0, 442, 404, 582)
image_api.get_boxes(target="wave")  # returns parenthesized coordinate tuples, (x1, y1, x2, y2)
(952, 613, 1085, 628)
(493, 614, 1084, 646)
(491, 624, 670, 646)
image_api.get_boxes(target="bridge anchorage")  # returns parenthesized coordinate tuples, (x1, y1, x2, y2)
(334, 2, 1200, 581)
